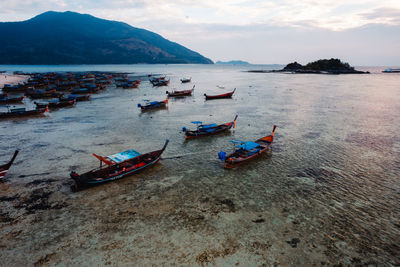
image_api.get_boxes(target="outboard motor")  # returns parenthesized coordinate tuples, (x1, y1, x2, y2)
(218, 151, 226, 161)
(182, 127, 187, 132)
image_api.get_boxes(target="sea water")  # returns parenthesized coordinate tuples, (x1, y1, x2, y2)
(0, 64, 399, 266)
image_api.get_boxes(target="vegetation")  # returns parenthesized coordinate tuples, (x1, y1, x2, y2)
(0, 11, 213, 64)
(282, 58, 367, 74)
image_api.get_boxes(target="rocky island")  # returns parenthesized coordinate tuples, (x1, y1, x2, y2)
(249, 58, 369, 74)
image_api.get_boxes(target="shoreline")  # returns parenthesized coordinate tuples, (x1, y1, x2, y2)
(0, 74, 29, 90)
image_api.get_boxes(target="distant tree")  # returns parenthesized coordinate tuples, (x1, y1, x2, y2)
(283, 61, 303, 70)
(304, 58, 354, 71)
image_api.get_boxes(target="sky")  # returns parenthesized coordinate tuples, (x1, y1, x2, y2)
(1, 0, 400, 65)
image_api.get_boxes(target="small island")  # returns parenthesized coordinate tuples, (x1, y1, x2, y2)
(216, 60, 250, 65)
(248, 58, 369, 74)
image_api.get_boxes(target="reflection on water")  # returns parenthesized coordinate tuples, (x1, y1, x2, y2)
(0, 65, 399, 266)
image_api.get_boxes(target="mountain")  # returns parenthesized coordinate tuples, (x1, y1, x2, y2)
(0, 11, 213, 64)
(216, 60, 250, 65)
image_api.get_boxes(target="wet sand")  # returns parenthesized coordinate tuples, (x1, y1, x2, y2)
(0, 65, 399, 266)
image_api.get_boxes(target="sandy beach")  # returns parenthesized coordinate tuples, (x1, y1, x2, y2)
(0, 74, 28, 90)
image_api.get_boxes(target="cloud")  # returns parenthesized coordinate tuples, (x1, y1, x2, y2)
(359, 7, 400, 25)
(0, 0, 399, 65)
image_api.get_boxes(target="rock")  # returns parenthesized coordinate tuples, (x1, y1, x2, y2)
(286, 238, 301, 248)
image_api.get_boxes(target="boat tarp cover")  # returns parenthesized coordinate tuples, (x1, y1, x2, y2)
(237, 141, 260, 151)
(200, 123, 217, 129)
(149, 101, 160, 105)
(107, 149, 141, 163)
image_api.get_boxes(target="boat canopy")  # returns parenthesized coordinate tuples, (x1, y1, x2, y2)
(107, 149, 141, 163)
(149, 101, 160, 105)
(200, 123, 217, 129)
(237, 141, 260, 151)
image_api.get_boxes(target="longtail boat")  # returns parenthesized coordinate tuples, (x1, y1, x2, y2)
(204, 88, 235, 100)
(59, 94, 91, 102)
(0, 150, 19, 179)
(0, 106, 47, 119)
(70, 88, 99, 94)
(180, 77, 191, 83)
(35, 99, 76, 109)
(2, 84, 28, 93)
(152, 79, 170, 87)
(137, 97, 168, 111)
(0, 95, 25, 104)
(166, 85, 194, 97)
(149, 76, 166, 84)
(182, 115, 238, 138)
(218, 125, 276, 168)
(26, 89, 63, 99)
(122, 83, 139, 89)
(70, 140, 169, 190)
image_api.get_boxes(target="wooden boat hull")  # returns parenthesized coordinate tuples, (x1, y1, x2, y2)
(27, 92, 64, 99)
(35, 100, 75, 109)
(60, 94, 91, 102)
(49, 100, 76, 109)
(0, 108, 47, 119)
(204, 89, 235, 100)
(166, 86, 194, 97)
(223, 125, 276, 168)
(139, 99, 168, 111)
(70, 89, 99, 94)
(70, 140, 169, 190)
(152, 80, 170, 86)
(2, 86, 28, 93)
(0, 96, 24, 104)
(185, 116, 237, 138)
(0, 150, 19, 179)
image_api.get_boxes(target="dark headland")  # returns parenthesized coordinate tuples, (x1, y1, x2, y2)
(0, 11, 213, 64)
(248, 58, 369, 74)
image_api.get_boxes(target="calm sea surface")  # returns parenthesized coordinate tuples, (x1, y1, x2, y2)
(0, 64, 399, 266)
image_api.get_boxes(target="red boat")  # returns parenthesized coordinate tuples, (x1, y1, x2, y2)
(218, 125, 276, 168)
(0, 150, 19, 179)
(70, 140, 169, 190)
(204, 88, 235, 100)
(166, 85, 194, 97)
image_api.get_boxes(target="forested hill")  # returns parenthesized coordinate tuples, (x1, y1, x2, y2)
(0, 11, 213, 64)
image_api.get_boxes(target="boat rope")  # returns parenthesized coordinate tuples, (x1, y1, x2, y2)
(161, 150, 215, 160)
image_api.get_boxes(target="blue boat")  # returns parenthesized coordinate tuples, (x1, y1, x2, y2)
(182, 115, 238, 138)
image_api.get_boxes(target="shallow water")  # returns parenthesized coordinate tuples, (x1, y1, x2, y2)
(0, 64, 399, 266)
